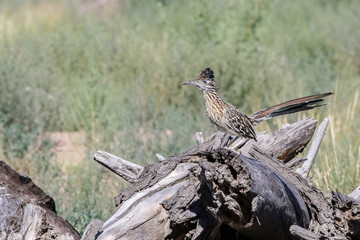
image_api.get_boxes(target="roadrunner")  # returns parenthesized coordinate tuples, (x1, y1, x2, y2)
(183, 68, 333, 142)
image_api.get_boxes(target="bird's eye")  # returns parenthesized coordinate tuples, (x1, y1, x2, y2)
(203, 80, 210, 84)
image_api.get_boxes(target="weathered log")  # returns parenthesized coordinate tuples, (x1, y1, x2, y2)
(182, 118, 316, 160)
(0, 161, 80, 240)
(331, 191, 360, 239)
(97, 149, 309, 240)
(91, 118, 360, 239)
(248, 147, 360, 239)
(91, 118, 320, 239)
(99, 161, 197, 240)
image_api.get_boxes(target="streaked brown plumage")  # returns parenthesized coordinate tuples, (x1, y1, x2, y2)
(183, 68, 333, 141)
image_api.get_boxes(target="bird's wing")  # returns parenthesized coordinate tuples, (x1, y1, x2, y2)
(224, 108, 257, 141)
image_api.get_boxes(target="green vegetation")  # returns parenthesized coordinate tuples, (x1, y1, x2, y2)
(1, 0, 360, 233)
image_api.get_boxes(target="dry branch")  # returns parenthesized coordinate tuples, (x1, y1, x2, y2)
(156, 153, 166, 161)
(94, 150, 144, 183)
(349, 186, 360, 201)
(296, 118, 329, 177)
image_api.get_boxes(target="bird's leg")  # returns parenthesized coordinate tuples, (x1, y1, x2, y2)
(229, 138, 250, 150)
(227, 136, 239, 147)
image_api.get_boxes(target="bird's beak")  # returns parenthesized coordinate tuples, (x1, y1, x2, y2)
(182, 80, 197, 86)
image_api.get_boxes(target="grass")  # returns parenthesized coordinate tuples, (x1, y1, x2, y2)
(1, 0, 360, 233)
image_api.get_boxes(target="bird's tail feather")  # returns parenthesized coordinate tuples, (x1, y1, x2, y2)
(250, 92, 333, 123)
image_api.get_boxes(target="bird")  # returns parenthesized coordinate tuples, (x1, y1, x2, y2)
(182, 67, 333, 142)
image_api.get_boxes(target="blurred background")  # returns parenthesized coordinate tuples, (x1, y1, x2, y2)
(1, 0, 360, 234)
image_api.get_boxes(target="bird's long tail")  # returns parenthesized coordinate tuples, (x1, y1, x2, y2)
(250, 92, 333, 123)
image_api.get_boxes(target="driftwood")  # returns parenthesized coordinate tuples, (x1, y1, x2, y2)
(0, 161, 80, 240)
(350, 186, 360, 201)
(2, 117, 359, 239)
(93, 151, 144, 183)
(90, 118, 360, 239)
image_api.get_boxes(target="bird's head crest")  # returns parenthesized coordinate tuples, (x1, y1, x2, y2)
(198, 68, 215, 80)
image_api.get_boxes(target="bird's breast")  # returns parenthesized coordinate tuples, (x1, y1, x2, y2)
(204, 93, 226, 126)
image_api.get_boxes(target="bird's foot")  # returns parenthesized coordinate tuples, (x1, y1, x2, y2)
(228, 138, 250, 150)
(227, 136, 238, 146)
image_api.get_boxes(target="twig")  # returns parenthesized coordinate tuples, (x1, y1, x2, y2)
(156, 153, 166, 162)
(195, 132, 204, 145)
(296, 118, 329, 178)
(94, 150, 144, 183)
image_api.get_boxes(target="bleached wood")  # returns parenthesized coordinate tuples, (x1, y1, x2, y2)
(92, 117, 360, 239)
(96, 151, 312, 240)
(19, 204, 46, 240)
(195, 132, 204, 145)
(349, 185, 360, 201)
(156, 153, 166, 161)
(81, 219, 103, 240)
(96, 119, 320, 240)
(94, 150, 144, 183)
(290, 225, 320, 240)
(240, 118, 317, 163)
(296, 118, 329, 178)
(98, 163, 197, 239)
